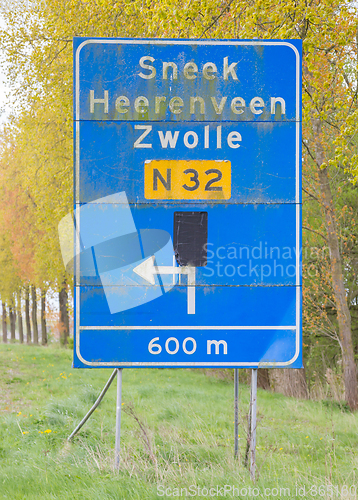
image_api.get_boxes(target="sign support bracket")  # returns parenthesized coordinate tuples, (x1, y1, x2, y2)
(67, 368, 118, 441)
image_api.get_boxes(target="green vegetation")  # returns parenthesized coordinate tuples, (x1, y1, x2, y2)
(1, 344, 357, 499)
(1, 0, 358, 408)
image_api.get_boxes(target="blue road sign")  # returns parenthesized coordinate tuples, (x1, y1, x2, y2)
(73, 38, 302, 368)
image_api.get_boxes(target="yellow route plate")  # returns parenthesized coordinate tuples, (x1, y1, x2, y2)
(144, 160, 231, 200)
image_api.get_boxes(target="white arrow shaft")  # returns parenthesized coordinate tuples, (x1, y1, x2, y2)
(133, 255, 196, 314)
(154, 266, 190, 276)
(155, 265, 195, 314)
(186, 267, 196, 315)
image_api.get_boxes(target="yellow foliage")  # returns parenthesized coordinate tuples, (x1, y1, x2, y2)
(0, 0, 357, 295)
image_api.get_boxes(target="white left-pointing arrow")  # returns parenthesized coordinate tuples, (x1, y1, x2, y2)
(133, 255, 196, 314)
(133, 256, 157, 285)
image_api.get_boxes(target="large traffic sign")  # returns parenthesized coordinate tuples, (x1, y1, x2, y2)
(73, 38, 302, 368)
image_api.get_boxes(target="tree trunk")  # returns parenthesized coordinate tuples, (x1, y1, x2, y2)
(257, 369, 271, 390)
(313, 117, 358, 411)
(9, 306, 16, 342)
(17, 291, 23, 344)
(31, 286, 39, 345)
(2, 302, 7, 343)
(270, 369, 309, 399)
(41, 290, 47, 346)
(25, 287, 32, 344)
(59, 284, 69, 346)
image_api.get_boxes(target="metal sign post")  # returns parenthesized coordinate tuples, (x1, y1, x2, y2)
(67, 369, 118, 441)
(234, 368, 239, 458)
(249, 369, 258, 481)
(115, 368, 123, 468)
(67, 368, 124, 467)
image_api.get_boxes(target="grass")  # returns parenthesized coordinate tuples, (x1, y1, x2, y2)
(0, 343, 358, 499)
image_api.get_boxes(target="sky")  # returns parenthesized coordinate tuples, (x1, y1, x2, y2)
(0, 15, 9, 125)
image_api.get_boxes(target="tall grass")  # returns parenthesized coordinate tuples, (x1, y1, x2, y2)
(0, 344, 357, 499)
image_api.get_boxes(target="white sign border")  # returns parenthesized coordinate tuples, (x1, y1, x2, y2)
(74, 38, 301, 368)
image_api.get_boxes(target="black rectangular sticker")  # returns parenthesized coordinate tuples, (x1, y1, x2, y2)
(174, 211, 208, 267)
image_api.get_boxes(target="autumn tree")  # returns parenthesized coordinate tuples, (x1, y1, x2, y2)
(0, 0, 357, 409)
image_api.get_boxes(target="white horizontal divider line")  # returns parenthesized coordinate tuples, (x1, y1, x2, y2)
(75, 361, 298, 367)
(79, 325, 296, 330)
